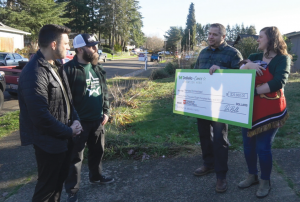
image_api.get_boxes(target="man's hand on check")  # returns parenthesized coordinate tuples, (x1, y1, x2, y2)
(209, 65, 220, 75)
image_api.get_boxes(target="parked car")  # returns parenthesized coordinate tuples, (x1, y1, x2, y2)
(185, 55, 191, 60)
(151, 53, 159, 62)
(0, 51, 75, 97)
(131, 50, 138, 55)
(65, 50, 74, 60)
(60, 50, 75, 63)
(0, 61, 27, 96)
(0, 52, 29, 66)
(0, 70, 6, 111)
(98, 49, 107, 62)
(158, 51, 170, 55)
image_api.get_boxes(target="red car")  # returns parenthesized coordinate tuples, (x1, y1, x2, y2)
(0, 51, 74, 96)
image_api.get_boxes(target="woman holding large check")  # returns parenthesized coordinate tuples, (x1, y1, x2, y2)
(238, 26, 291, 198)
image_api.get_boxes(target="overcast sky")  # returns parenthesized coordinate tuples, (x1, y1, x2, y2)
(139, 0, 300, 39)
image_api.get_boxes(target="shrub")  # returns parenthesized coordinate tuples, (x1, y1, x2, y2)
(235, 37, 259, 59)
(165, 62, 178, 75)
(190, 61, 196, 69)
(284, 36, 298, 62)
(114, 44, 122, 53)
(15, 46, 33, 58)
(103, 47, 113, 54)
(102, 45, 111, 49)
(151, 68, 169, 80)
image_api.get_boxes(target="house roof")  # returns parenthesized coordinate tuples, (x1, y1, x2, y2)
(0, 22, 31, 35)
(285, 31, 300, 38)
(237, 34, 259, 40)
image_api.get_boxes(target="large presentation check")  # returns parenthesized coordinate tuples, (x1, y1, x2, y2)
(173, 69, 256, 129)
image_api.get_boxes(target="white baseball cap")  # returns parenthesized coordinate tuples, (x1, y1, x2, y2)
(73, 33, 99, 48)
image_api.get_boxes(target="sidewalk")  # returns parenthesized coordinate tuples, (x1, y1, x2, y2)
(1, 131, 299, 202)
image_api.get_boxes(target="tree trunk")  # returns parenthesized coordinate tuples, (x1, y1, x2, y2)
(109, 33, 111, 47)
(111, 25, 115, 52)
(116, 34, 119, 45)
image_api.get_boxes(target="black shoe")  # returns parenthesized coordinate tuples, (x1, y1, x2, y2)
(67, 193, 78, 202)
(90, 175, 115, 184)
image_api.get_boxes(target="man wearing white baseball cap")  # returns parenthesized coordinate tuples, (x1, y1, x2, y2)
(64, 33, 113, 202)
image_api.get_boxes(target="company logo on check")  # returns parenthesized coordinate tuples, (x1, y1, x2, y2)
(183, 100, 197, 106)
(179, 76, 206, 81)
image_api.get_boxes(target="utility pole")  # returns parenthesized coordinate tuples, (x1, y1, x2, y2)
(164, 41, 166, 60)
(111, 1, 115, 60)
(177, 41, 180, 67)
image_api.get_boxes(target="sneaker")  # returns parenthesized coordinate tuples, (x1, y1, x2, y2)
(90, 175, 115, 184)
(67, 193, 78, 202)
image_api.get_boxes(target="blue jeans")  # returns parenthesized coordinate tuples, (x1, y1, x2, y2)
(242, 127, 278, 180)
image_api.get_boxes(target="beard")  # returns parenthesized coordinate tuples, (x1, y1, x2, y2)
(82, 48, 99, 65)
(55, 46, 66, 59)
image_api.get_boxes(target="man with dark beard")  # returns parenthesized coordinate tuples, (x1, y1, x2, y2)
(63, 33, 113, 202)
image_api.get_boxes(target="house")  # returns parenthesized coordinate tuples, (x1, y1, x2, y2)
(0, 22, 31, 52)
(233, 34, 259, 47)
(285, 31, 300, 72)
(126, 45, 135, 51)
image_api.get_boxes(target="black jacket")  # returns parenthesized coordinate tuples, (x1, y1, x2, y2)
(18, 50, 79, 154)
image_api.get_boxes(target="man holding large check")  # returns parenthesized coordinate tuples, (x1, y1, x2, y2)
(193, 23, 243, 193)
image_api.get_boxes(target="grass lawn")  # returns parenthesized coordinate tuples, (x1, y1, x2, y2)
(1, 73, 300, 159)
(0, 111, 20, 139)
(104, 72, 300, 159)
(272, 72, 300, 148)
(105, 52, 137, 60)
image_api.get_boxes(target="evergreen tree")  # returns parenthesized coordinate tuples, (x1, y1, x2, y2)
(226, 24, 236, 41)
(247, 25, 257, 35)
(183, 3, 196, 51)
(196, 23, 210, 45)
(241, 23, 246, 34)
(164, 26, 182, 52)
(56, 0, 92, 33)
(0, 0, 71, 42)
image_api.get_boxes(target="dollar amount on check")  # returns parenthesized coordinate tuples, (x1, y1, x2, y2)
(173, 69, 256, 128)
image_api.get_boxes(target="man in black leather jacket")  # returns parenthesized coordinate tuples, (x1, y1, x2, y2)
(18, 24, 83, 202)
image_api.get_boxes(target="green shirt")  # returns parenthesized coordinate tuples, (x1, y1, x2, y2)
(76, 63, 103, 121)
(248, 53, 291, 92)
(194, 42, 243, 70)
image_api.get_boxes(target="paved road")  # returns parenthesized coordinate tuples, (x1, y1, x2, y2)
(103, 57, 150, 78)
(0, 57, 157, 116)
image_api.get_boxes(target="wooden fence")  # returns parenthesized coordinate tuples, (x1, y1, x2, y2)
(0, 37, 14, 52)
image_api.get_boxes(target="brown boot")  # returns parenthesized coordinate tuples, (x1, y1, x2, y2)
(193, 166, 214, 176)
(216, 179, 227, 193)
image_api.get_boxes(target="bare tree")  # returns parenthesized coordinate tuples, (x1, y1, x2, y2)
(144, 36, 164, 52)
